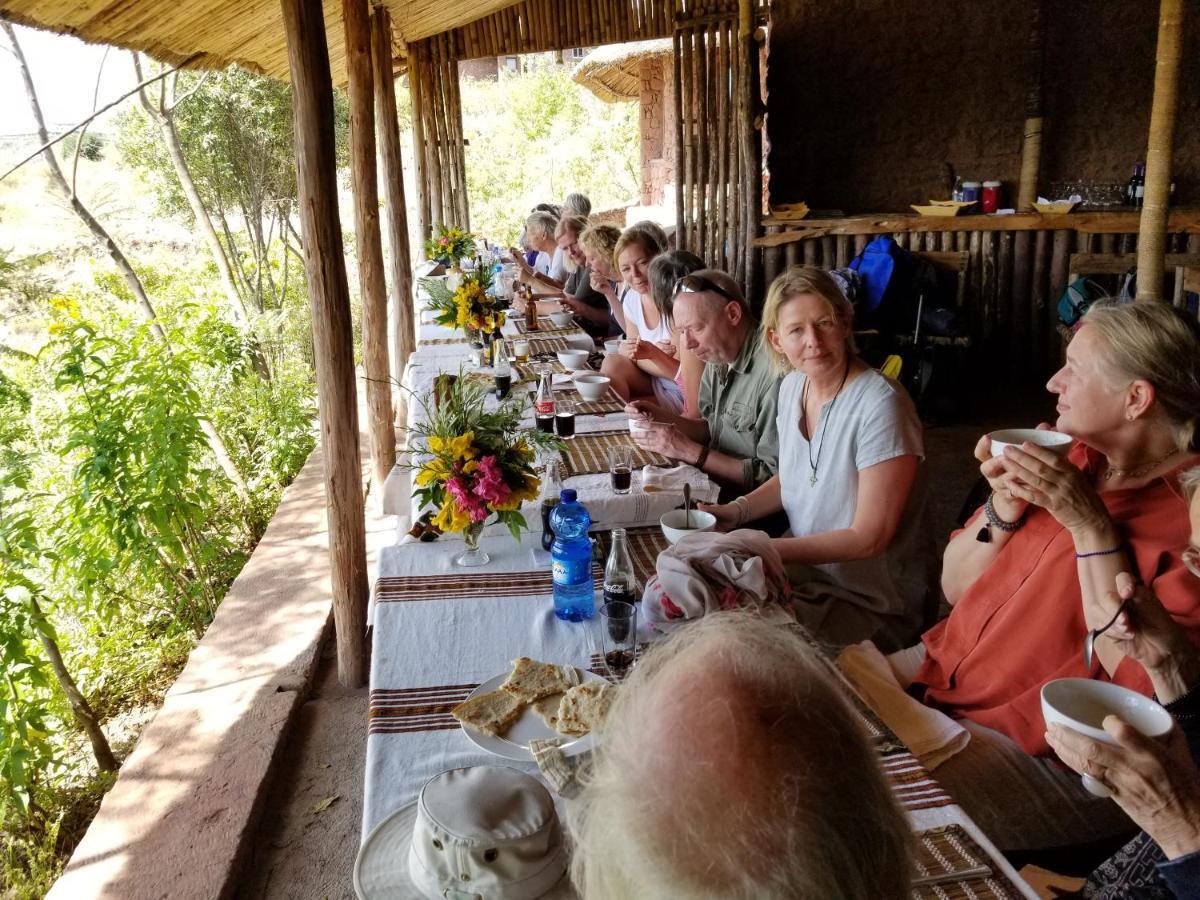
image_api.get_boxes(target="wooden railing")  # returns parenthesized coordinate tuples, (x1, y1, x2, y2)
(754, 210, 1200, 378)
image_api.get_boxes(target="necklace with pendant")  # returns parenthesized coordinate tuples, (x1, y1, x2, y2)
(1103, 449, 1177, 481)
(800, 359, 851, 486)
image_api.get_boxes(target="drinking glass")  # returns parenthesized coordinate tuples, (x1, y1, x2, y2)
(599, 600, 637, 681)
(608, 446, 632, 494)
(514, 340, 530, 363)
(555, 399, 576, 440)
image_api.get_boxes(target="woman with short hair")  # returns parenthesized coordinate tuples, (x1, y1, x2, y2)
(555, 214, 617, 338)
(647, 250, 706, 416)
(889, 298, 1200, 852)
(700, 265, 934, 650)
(578, 223, 625, 335)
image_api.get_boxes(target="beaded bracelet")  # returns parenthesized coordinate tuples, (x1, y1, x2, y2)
(1075, 545, 1123, 559)
(733, 495, 751, 528)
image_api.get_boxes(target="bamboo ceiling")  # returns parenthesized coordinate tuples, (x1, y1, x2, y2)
(0, 0, 523, 82)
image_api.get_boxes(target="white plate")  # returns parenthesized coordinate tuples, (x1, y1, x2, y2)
(459, 668, 608, 761)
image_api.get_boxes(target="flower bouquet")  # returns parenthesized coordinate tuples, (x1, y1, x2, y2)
(423, 266, 505, 344)
(411, 375, 560, 566)
(424, 224, 476, 268)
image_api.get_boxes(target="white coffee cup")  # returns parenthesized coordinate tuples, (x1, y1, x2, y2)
(1041, 678, 1173, 798)
(989, 428, 1073, 457)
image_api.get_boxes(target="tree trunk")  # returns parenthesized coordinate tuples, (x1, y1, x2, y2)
(29, 597, 118, 773)
(3, 22, 251, 504)
(131, 55, 252, 325)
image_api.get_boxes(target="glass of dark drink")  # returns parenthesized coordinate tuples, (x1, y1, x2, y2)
(599, 600, 637, 681)
(495, 372, 512, 399)
(608, 446, 632, 494)
(536, 413, 555, 434)
(555, 400, 576, 440)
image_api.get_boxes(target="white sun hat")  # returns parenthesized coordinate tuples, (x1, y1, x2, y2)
(354, 765, 576, 899)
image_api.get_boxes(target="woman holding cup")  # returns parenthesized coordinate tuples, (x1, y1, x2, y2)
(884, 300, 1200, 852)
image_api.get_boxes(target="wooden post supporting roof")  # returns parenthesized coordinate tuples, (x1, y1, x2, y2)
(1016, 0, 1045, 212)
(738, 0, 760, 301)
(372, 7, 416, 417)
(1137, 0, 1185, 301)
(343, 0, 395, 487)
(281, 0, 369, 687)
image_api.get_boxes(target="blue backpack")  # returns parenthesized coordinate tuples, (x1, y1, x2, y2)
(848, 236, 917, 330)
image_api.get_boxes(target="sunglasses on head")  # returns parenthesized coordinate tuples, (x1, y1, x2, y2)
(672, 274, 738, 305)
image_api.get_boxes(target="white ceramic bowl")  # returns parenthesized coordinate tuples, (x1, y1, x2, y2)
(574, 374, 611, 401)
(660, 509, 717, 545)
(549, 311, 574, 328)
(556, 349, 591, 371)
(603, 339, 621, 355)
(1041, 678, 1173, 797)
(989, 428, 1073, 457)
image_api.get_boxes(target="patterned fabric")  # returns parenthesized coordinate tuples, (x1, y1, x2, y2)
(911, 825, 1026, 898)
(514, 320, 581, 336)
(1082, 830, 1174, 899)
(514, 361, 567, 381)
(527, 336, 575, 354)
(561, 431, 671, 476)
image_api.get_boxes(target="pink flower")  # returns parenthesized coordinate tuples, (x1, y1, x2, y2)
(472, 455, 512, 506)
(446, 475, 490, 523)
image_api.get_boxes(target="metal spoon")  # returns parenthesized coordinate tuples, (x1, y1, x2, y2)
(1084, 599, 1130, 670)
(683, 483, 692, 529)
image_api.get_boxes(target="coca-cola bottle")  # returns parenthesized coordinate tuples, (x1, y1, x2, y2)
(603, 528, 637, 607)
(534, 370, 555, 434)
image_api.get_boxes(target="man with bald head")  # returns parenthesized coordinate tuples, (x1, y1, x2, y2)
(566, 613, 914, 899)
(627, 269, 780, 497)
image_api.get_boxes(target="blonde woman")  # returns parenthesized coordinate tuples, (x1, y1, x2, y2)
(700, 265, 933, 650)
(578, 223, 625, 335)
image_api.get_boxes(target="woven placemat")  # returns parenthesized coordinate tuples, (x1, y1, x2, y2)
(514, 319, 580, 336)
(594, 526, 669, 587)
(910, 825, 1023, 899)
(419, 335, 472, 346)
(526, 387, 624, 416)
(527, 335, 575, 354)
(561, 430, 670, 476)
(514, 360, 567, 381)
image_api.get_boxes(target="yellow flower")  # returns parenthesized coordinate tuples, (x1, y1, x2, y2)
(434, 500, 470, 533)
(496, 472, 539, 510)
(428, 432, 476, 462)
(415, 458, 449, 486)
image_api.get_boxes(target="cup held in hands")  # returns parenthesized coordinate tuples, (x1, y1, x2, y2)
(1041, 678, 1173, 798)
(989, 428, 1073, 457)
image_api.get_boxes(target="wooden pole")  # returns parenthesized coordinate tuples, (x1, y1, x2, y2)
(281, 0, 368, 688)
(1016, 0, 1045, 211)
(408, 43, 431, 244)
(344, 0, 395, 490)
(737, 0, 759, 299)
(372, 7, 415, 420)
(1136, 0, 1184, 301)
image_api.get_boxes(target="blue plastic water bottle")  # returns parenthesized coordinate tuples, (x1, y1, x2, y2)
(550, 489, 594, 621)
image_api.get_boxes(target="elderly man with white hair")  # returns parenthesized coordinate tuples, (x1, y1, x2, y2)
(567, 612, 914, 899)
(627, 269, 780, 498)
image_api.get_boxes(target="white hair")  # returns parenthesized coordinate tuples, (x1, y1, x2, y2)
(1181, 465, 1200, 501)
(566, 612, 914, 899)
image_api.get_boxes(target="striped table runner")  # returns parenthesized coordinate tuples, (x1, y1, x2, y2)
(376, 563, 603, 604)
(593, 526, 669, 586)
(562, 431, 671, 476)
(420, 335, 472, 346)
(367, 683, 478, 736)
(881, 749, 954, 811)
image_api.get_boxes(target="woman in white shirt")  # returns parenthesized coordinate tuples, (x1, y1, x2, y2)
(599, 227, 686, 412)
(700, 266, 934, 649)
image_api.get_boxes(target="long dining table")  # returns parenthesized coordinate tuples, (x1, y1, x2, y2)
(361, 287, 1038, 899)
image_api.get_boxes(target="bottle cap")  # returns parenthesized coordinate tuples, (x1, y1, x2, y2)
(560, 488, 577, 503)
(983, 180, 1001, 187)
(963, 181, 981, 188)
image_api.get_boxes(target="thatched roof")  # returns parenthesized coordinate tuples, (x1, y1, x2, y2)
(0, 0, 522, 82)
(572, 38, 672, 103)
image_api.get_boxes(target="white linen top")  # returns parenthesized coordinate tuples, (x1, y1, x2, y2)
(777, 368, 932, 625)
(619, 287, 671, 343)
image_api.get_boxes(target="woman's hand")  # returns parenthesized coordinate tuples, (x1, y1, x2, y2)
(1100, 573, 1200, 702)
(697, 501, 738, 532)
(1046, 720, 1200, 860)
(999, 441, 1110, 536)
(589, 270, 616, 298)
(654, 340, 679, 359)
(560, 296, 584, 315)
(974, 435, 1029, 523)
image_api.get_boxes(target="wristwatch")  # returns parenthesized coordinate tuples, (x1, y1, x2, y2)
(694, 442, 710, 469)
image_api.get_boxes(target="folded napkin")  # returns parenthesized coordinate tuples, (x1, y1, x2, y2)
(529, 739, 591, 799)
(643, 529, 794, 632)
(836, 641, 969, 770)
(640, 464, 719, 500)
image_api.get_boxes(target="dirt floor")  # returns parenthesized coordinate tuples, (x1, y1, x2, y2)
(240, 382, 1057, 900)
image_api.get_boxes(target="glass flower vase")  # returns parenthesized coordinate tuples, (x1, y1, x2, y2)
(455, 520, 490, 567)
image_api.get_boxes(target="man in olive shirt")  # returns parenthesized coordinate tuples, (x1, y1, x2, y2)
(627, 269, 780, 496)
